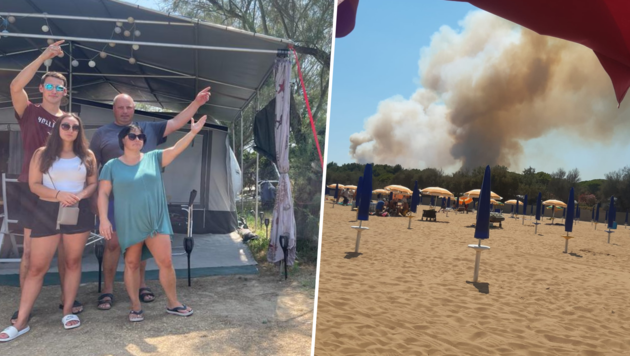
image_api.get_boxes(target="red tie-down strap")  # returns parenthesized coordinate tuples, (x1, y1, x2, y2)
(289, 45, 324, 168)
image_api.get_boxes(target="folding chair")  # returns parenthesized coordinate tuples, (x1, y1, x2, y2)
(0, 173, 22, 263)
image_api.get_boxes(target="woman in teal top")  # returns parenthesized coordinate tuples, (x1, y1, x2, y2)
(98, 115, 206, 322)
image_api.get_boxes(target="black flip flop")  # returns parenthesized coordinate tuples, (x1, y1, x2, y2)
(139, 288, 155, 303)
(166, 305, 193, 317)
(58, 300, 84, 314)
(10, 310, 32, 324)
(97, 293, 114, 310)
(129, 310, 144, 322)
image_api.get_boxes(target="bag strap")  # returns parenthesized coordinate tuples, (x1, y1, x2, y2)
(47, 171, 57, 190)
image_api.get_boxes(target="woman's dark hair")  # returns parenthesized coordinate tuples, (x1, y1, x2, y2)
(39, 113, 94, 176)
(118, 123, 145, 150)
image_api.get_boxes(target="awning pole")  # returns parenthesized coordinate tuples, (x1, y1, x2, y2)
(69, 41, 73, 112)
(255, 90, 260, 231)
(240, 111, 244, 214)
(1, 32, 282, 55)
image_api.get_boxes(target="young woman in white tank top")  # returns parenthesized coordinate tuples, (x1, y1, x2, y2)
(0, 113, 97, 341)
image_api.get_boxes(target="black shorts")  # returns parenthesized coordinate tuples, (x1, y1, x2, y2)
(30, 199, 95, 238)
(17, 182, 38, 230)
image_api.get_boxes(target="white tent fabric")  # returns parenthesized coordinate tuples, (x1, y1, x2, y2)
(0, 101, 238, 234)
(267, 57, 296, 265)
(228, 141, 242, 201)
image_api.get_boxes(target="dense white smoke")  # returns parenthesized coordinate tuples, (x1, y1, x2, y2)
(349, 11, 629, 171)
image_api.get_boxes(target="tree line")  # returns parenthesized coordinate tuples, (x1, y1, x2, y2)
(326, 162, 629, 212)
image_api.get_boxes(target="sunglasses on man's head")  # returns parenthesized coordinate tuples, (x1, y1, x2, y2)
(60, 123, 80, 132)
(127, 133, 146, 141)
(44, 83, 66, 92)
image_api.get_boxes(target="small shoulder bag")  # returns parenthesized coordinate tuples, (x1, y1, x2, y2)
(48, 172, 80, 230)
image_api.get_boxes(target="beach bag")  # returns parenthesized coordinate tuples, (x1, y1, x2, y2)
(48, 172, 80, 229)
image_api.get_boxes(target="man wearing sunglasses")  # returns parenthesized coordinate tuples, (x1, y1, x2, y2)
(9, 40, 85, 323)
(89, 88, 210, 310)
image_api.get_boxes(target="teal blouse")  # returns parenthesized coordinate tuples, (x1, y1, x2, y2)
(99, 150, 173, 260)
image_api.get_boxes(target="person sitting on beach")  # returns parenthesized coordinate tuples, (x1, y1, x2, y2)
(1, 114, 98, 341)
(399, 201, 410, 217)
(344, 189, 352, 206)
(375, 199, 385, 214)
(97, 118, 205, 322)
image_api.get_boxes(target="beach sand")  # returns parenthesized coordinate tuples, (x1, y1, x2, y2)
(314, 202, 630, 355)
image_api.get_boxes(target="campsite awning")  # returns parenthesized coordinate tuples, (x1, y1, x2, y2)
(0, 0, 292, 123)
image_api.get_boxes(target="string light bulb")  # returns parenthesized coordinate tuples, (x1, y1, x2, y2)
(109, 42, 116, 47)
(114, 27, 122, 34)
(8, 16, 16, 24)
(124, 30, 131, 37)
(41, 25, 49, 32)
(47, 39, 54, 45)
(128, 57, 136, 65)
(132, 44, 139, 50)
(99, 52, 107, 59)
(134, 30, 141, 37)
(127, 17, 135, 24)
(44, 59, 52, 67)
(116, 21, 123, 27)
(71, 59, 79, 67)
(88, 60, 96, 68)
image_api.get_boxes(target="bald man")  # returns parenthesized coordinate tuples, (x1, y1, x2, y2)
(89, 89, 210, 310)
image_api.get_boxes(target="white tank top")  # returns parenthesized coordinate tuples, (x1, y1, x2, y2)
(42, 156, 87, 195)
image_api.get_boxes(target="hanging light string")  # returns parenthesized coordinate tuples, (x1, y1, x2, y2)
(1, 14, 143, 68)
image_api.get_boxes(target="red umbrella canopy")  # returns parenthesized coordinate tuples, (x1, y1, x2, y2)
(336, 0, 360, 38)
(336, 0, 630, 105)
(450, 0, 630, 106)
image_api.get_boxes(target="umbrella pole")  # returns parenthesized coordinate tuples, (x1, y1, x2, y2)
(408, 216, 412, 229)
(187, 253, 191, 287)
(564, 233, 570, 254)
(522, 215, 525, 225)
(355, 229, 363, 253)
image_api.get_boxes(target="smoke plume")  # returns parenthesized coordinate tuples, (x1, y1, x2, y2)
(349, 11, 630, 171)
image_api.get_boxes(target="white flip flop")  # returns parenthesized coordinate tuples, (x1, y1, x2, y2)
(0, 325, 30, 342)
(62, 314, 81, 330)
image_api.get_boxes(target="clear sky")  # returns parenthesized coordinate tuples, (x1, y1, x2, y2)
(328, 0, 630, 180)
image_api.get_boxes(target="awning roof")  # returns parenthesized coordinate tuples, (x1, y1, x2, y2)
(0, 0, 292, 123)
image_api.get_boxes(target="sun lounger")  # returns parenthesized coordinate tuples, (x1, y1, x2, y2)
(422, 209, 437, 221)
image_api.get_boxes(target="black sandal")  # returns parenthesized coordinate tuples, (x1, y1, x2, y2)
(10, 310, 32, 324)
(97, 293, 114, 310)
(129, 309, 144, 322)
(58, 300, 84, 314)
(139, 288, 155, 303)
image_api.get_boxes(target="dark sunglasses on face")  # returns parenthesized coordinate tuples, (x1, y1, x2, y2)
(60, 123, 80, 132)
(127, 133, 146, 141)
(44, 83, 66, 92)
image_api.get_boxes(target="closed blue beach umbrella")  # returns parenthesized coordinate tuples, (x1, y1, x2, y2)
(608, 196, 616, 229)
(523, 195, 528, 216)
(535, 192, 542, 221)
(565, 188, 575, 233)
(475, 166, 492, 240)
(411, 181, 420, 214)
(357, 165, 373, 221)
(447, 197, 451, 208)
